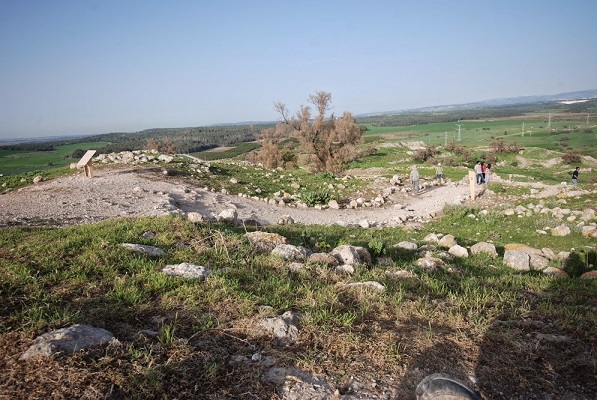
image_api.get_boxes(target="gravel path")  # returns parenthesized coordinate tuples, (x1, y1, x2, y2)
(0, 165, 473, 228)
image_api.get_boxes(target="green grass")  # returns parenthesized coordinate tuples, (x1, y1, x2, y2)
(0, 141, 109, 175)
(190, 141, 260, 161)
(1, 211, 596, 398)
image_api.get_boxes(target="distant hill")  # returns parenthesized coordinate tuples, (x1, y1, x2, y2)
(357, 89, 597, 117)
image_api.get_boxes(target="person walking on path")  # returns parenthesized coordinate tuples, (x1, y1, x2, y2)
(474, 161, 483, 185)
(410, 165, 420, 194)
(435, 163, 444, 185)
(572, 166, 580, 184)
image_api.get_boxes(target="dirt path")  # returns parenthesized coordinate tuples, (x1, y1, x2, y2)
(0, 165, 474, 228)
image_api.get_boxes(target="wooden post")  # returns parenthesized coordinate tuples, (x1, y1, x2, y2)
(77, 150, 97, 178)
(468, 170, 476, 200)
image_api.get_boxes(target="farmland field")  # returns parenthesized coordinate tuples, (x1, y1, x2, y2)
(0, 142, 109, 175)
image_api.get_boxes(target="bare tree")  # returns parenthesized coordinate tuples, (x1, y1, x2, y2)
(253, 91, 363, 173)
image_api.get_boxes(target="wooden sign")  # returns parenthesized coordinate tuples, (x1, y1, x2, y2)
(468, 170, 476, 200)
(77, 150, 97, 178)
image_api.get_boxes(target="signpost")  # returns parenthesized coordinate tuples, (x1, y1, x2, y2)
(468, 170, 476, 200)
(77, 150, 97, 178)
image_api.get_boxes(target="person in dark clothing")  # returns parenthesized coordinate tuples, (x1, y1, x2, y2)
(572, 167, 579, 184)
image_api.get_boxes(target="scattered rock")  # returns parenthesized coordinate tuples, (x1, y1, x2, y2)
(161, 263, 210, 280)
(394, 241, 418, 251)
(550, 225, 571, 236)
(187, 211, 204, 223)
(272, 244, 310, 262)
(542, 266, 569, 278)
(217, 208, 238, 223)
(121, 243, 166, 257)
(344, 281, 386, 292)
(470, 242, 498, 258)
(448, 244, 469, 258)
(20, 324, 115, 361)
(438, 234, 457, 248)
(330, 245, 361, 266)
(308, 253, 339, 267)
(503, 250, 530, 271)
(581, 270, 597, 279)
(245, 231, 287, 253)
(259, 311, 301, 344)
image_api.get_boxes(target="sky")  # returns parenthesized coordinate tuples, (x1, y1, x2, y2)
(1, 0, 597, 139)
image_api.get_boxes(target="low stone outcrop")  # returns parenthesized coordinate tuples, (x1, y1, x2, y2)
(20, 324, 115, 361)
(121, 243, 166, 257)
(161, 263, 210, 280)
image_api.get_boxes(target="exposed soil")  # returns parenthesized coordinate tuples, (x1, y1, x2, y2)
(0, 164, 478, 228)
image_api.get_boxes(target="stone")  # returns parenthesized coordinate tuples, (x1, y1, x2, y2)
(424, 233, 440, 243)
(394, 241, 418, 251)
(470, 242, 498, 258)
(287, 262, 305, 273)
(581, 208, 595, 221)
(20, 324, 115, 360)
(244, 231, 287, 253)
(541, 248, 556, 260)
(330, 245, 361, 266)
(542, 267, 569, 278)
(162, 263, 210, 280)
(438, 234, 457, 248)
(187, 211, 204, 223)
(358, 219, 370, 228)
(550, 225, 571, 236)
(217, 208, 237, 223)
(158, 154, 174, 163)
(264, 367, 336, 400)
(448, 245, 469, 258)
(504, 243, 542, 255)
(277, 215, 295, 225)
(308, 252, 339, 267)
(385, 269, 417, 280)
(529, 254, 549, 271)
(503, 250, 530, 271)
(344, 281, 386, 292)
(581, 225, 597, 238)
(581, 270, 597, 279)
(259, 311, 301, 344)
(353, 246, 373, 266)
(328, 200, 340, 209)
(33, 176, 43, 184)
(416, 256, 445, 271)
(336, 264, 355, 275)
(121, 243, 166, 257)
(271, 244, 310, 262)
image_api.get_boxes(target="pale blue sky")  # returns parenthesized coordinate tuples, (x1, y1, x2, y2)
(1, 0, 596, 138)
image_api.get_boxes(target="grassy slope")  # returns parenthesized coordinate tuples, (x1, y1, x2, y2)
(0, 142, 109, 175)
(1, 114, 597, 399)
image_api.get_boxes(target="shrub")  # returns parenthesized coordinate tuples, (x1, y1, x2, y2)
(414, 144, 439, 162)
(301, 188, 333, 206)
(367, 238, 386, 258)
(562, 150, 581, 164)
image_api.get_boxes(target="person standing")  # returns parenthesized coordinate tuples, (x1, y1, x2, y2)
(435, 163, 444, 185)
(410, 165, 420, 194)
(485, 163, 492, 185)
(572, 167, 580, 184)
(480, 162, 486, 184)
(474, 161, 483, 185)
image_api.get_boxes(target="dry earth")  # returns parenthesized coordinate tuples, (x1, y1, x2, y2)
(0, 165, 477, 228)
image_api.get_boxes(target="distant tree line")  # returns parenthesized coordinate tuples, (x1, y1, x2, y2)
(1, 124, 274, 154)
